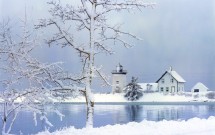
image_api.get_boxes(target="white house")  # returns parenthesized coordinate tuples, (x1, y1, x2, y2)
(191, 82, 208, 93)
(138, 83, 158, 93)
(111, 66, 186, 94)
(156, 67, 186, 93)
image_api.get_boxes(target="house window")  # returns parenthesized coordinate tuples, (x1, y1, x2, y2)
(160, 87, 164, 92)
(161, 79, 165, 83)
(171, 79, 174, 83)
(147, 84, 152, 91)
(166, 87, 169, 92)
(116, 81, 119, 84)
(194, 89, 199, 92)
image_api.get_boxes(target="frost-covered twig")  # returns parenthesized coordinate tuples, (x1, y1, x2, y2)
(0, 19, 82, 134)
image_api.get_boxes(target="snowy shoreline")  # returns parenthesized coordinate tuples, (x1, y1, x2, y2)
(1, 93, 214, 104)
(59, 101, 215, 105)
(59, 93, 214, 103)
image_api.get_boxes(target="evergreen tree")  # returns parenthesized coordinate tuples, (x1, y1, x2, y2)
(124, 77, 143, 101)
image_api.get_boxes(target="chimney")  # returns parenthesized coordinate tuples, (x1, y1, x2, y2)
(169, 66, 173, 72)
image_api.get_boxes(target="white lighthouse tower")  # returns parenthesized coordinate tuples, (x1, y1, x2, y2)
(112, 64, 127, 93)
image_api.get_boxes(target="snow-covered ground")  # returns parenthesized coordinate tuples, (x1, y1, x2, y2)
(36, 116, 215, 135)
(0, 92, 213, 103)
(61, 92, 211, 103)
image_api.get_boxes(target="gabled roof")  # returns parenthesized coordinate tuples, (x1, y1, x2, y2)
(191, 82, 208, 91)
(170, 70, 186, 83)
(156, 70, 186, 83)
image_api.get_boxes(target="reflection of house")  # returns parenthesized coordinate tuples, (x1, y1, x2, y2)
(156, 67, 186, 93)
(191, 82, 208, 93)
(138, 83, 158, 92)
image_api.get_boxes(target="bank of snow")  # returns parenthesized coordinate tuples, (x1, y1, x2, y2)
(36, 116, 215, 135)
(0, 92, 211, 103)
(62, 93, 209, 103)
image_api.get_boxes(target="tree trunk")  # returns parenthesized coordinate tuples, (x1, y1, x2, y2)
(86, 99, 94, 128)
(84, 87, 94, 128)
(84, 0, 96, 128)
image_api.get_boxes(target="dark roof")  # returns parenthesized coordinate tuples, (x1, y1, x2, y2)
(112, 70, 127, 74)
(156, 71, 168, 83)
(156, 70, 186, 83)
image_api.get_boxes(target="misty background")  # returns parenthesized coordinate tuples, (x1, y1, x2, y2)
(1, 0, 215, 92)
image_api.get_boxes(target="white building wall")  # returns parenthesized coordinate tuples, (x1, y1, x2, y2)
(158, 73, 181, 93)
(112, 74, 127, 93)
(178, 83, 185, 93)
(191, 83, 208, 93)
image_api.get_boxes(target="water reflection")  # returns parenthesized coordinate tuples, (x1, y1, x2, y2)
(125, 105, 143, 122)
(117, 105, 182, 122)
(155, 107, 179, 121)
(1, 104, 215, 134)
(95, 105, 215, 126)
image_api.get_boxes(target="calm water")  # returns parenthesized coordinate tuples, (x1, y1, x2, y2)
(1, 103, 215, 134)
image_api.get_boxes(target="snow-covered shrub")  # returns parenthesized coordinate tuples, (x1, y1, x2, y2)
(124, 77, 143, 101)
(144, 90, 158, 93)
(171, 93, 175, 96)
(177, 91, 185, 96)
(193, 93, 199, 99)
(206, 92, 215, 99)
(184, 92, 192, 97)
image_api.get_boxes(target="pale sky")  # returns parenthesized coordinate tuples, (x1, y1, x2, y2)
(1, 0, 215, 92)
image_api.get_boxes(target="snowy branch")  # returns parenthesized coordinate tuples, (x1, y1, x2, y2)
(96, 69, 111, 86)
(0, 19, 84, 134)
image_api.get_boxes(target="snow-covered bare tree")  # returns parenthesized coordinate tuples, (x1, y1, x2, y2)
(36, 0, 155, 128)
(0, 19, 82, 134)
(124, 77, 143, 101)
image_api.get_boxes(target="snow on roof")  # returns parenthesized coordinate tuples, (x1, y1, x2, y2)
(191, 82, 209, 91)
(156, 69, 186, 83)
(138, 83, 158, 91)
(169, 70, 186, 83)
